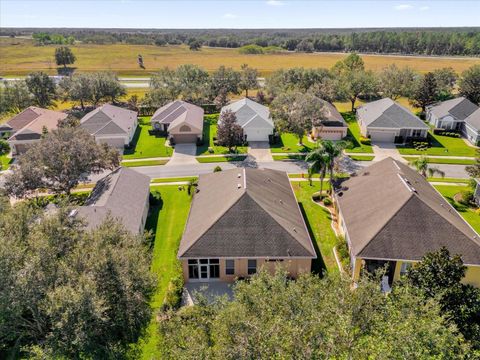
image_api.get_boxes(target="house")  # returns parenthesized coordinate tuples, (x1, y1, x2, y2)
(177, 168, 316, 282)
(311, 101, 348, 141)
(1, 106, 67, 155)
(464, 108, 480, 146)
(334, 157, 480, 288)
(76, 167, 150, 234)
(220, 98, 274, 142)
(80, 104, 138, 150)
(151, 101, 204, 144)
(357, 98, 429, 143)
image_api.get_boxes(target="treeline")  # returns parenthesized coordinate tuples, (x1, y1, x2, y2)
(2, 27, 480, 55)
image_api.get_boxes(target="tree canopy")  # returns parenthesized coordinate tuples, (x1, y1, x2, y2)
(54, 46, 76, 69)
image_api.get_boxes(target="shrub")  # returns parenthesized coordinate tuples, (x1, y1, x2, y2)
(359, 136, 371, 145)
(161, 263, 184, 311)
(238, 44, 264, 54)
(312, 192, 323, 202)
(0, 139, 10, 155)
(323, 198, 332, 206)
(459, 189, 474, 206)
(213, 165, 222, 172)
(149, 191, 162, 206)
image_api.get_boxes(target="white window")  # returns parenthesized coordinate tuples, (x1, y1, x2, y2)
(188, 259, 220, 280)
(225, 259, 235, 275)
(248, 259, 257, 275)
(411, 129, 423, 138)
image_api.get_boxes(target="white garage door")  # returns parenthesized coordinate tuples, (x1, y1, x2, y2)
(369, 131, 396, 143)
(245, 128, 271, 142)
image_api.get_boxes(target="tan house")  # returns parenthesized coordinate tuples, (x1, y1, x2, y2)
(311, 101, 347, 141)
(80, 104, 138, 150)
(335, 158, 480, 289)
(151, 101, 204, 144)
(2, 106, 67, 155)
(178, 168, 316, 282)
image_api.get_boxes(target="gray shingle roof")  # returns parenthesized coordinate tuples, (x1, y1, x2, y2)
(76, 167, 150, 234)
(336, 158, 480, 264)
(151, 101, 204, 134)
(465, 108, 480, 131)
(428, 97, 478, 120)
(80, 104, 137, 137)
(357, 98, 428, 130)
(178, 168, 316, 259)
(220, 98, 274, 129)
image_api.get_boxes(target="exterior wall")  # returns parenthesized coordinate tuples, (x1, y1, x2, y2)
(462, 123, 480, 145)
(9, 139, 39, 156)
(312, 126, 347, 141)
(140, 193, 150, 233)
(181, 258, 312, 283)
(95, 135, 128, 149)
(427, 111, 439, 127)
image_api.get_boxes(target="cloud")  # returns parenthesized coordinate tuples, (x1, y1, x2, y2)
(394, 4, 414, 10)
(266, 0, 284, 6)
(223, 13, 238, 19)
(419, 6, 430, 11)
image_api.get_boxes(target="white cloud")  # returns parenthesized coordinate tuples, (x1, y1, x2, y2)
(266, 0, 284, 6)
(394, 4, 414, 10)
(223, 13, 238, 19)
(419, 6, 430, 11)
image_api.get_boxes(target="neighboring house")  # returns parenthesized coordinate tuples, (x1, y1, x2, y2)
(335, 157, 480, 289)
(474, 179, 480, 207)
(80, 104, 138, 150)
(464, 108, 480, 146)
(1, 106, 67, 155)
(76, 167, 150, 234)
(178, 168, 316, 282)
(357, 98, 429, 143)
(220, 98, 274, 142)
(311, 101, 348, 141)
(151, 101, 204, 144)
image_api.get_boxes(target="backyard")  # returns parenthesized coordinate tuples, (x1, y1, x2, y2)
(123, 117, 173, 159)
(397, 132, 478, 157)
(196, 114, 248, 155)
(135, 186, 192, 359)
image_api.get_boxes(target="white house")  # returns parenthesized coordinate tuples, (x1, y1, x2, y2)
(220, 98, 274, 142)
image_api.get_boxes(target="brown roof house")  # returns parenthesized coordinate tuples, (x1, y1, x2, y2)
(335, 157, 480, 290)
(151, 101, 204, 144)
(2, 106, 67, 155)
(80, 104, 138, 150)
(178, 168, 316, 283)
(75, 167, 150, 234)
(311, 101, 348, 141)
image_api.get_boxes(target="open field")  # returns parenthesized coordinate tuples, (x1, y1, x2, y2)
(1, 38, 479, 77)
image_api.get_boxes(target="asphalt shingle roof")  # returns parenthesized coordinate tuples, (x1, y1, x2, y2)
(428, 97, 478, 121)
(80, 104, 137, 137)
(220, 98, 274, 129)
(465, 108, 480, 131)
(7, 107, 67, 141)
(151, 101, 204, 134)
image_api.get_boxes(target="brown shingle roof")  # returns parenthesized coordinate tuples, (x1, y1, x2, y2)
(336, 158, 480, 264)
(178, 168, 316, 259)
(151, 101, 204, 134)
(7, 107, 67, 141)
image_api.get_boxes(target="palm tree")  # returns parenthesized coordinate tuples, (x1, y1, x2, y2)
(409, 156, 445, 178)
(319, 140, 348, 194)
(305, 146, 328, 196)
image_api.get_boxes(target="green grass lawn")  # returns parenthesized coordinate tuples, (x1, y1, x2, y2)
(348, 155, 375, 161)
(342, 112, 374, 154)
(434, 185, 480, 234)
(270, 133, 313, 153)
(0, 154, 12, 170)
(428, 177, 470, 184)
(196, 114, 248, 155)
(272, 154, 307, 161)
(123, 117, 173, 159)
(403, 156, 475, 165)
(397, 132, 477, 157)
(151, 176, 198, 183)
(291, 181, 338, 274)
(196, 155, 247, 163)
(135, 186, 192, 359)
(121, 159, 169, 167)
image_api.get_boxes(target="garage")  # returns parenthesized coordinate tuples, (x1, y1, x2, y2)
(369, 130, 396, 143)
(244, 127, 272, 142)
(173, 134, 198, 144)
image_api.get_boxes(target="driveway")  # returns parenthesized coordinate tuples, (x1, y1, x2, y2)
(166, 144, 198, 166)
(371, 142, 406, 163)
(247, 141, 273, 163)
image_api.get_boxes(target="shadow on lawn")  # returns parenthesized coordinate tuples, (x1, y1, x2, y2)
(145, 197, 164, 249)
(196, 119, 212, 155)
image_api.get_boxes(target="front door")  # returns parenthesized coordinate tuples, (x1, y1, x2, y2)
(200, 264, 209, 279)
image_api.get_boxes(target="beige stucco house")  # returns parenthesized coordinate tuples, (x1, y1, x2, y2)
(177, 168, 316, 282)
(311, 101, 347, 141)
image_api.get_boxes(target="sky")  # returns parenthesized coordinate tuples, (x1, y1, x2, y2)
(1, 0, 479, 29)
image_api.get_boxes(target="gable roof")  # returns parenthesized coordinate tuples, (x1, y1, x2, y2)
(221, 98, 274, 129)
(80, 104, 137, 137)
(357, 98, 428, 130)
(319, 101, 347, 127)
(178, 168, 316, 259)
(465, 108, 480, 131)
(428, 97, 478, 121)
(7, 107, 67, 141)
(76, 167, 150, 234)
(151, 101, 204, 134)
(336, 158, 480, 265)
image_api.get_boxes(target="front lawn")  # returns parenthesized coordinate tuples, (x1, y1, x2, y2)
(342, 112, 373, 154)
(348, 155, 375, 161)
(397, 132, 477, 157)
(270, 133, 313, 153)
(123, 117, 173, 159)
(291, 181, 338, 274)
(196, 114, 248, 155)
(135, 186, 192, 359)
(272, 154, 307, 161)
(434, 185, 480, 234)
(403, 156, 475, 165)
(121, 159, 168, 167)
(0, 154, 12, 170)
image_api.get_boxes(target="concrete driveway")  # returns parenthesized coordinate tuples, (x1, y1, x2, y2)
(166, 144, 198, 166)
(371, 142, 406, 163)
(247, 141, 273, 163)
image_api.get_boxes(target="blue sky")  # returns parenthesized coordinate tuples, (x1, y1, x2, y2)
(1, 0, 479, 28)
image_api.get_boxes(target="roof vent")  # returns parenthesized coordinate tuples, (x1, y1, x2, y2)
(237, 173, 242, 178)
(237, 183, 242, 189)
(293, 227, 297, 232)
(279, 199, 284, 204)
